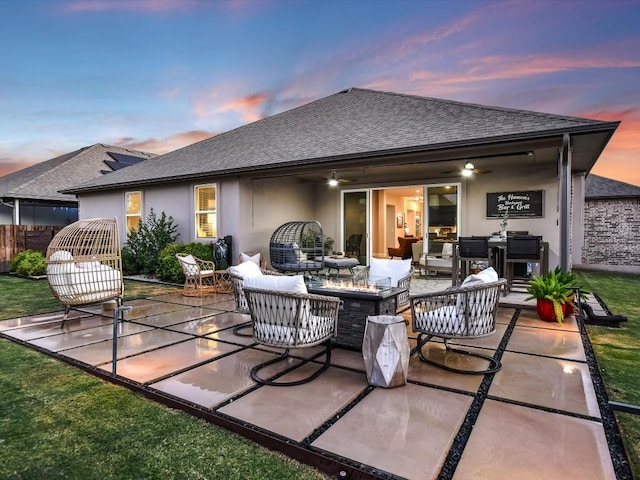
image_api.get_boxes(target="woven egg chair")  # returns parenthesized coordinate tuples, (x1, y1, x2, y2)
(46, 218, 123, 319)
(269, 220, 325, 274)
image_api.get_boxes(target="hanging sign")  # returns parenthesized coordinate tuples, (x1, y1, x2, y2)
(486, 190, 544, 218)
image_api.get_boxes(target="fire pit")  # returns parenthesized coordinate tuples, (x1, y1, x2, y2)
(306, 277, 406, 350)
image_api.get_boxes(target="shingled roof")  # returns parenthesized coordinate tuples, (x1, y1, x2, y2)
(63, 88, 619, 193)
(0, 144, 155, 203)
(585, 174, 640, 199)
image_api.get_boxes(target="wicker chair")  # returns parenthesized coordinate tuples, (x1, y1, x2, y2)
(227, 262, 283, 336)
(410, 275, 506, 374)
(176, 253, 216, 296)
(269, 221, 325, 274)
(243, 278, 340, 386)
(46, 218, 123, 318)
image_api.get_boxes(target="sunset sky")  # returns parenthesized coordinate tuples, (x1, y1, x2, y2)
(1, 0, 639, 185)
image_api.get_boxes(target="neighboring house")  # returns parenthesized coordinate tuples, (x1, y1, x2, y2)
(63, 88, 619, 271)
(576, 174, 640, 273)
(0, 143, 155, 226)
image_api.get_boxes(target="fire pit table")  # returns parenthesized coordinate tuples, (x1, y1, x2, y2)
(306, 276, 407, 350)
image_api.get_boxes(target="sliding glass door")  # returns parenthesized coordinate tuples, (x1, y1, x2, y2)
(425, 184, 459, 256)
(342, 190, 368, 264)
(341, 183, 460, 265)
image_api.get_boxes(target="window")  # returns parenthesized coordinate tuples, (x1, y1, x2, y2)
(195, 184, 217, 238)
(125, 191, 142, 231)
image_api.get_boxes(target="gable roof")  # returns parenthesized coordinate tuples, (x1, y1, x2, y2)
(63, 88, 619, 194)
(0, 144, 155, 203)
(585, 174, 640, 199)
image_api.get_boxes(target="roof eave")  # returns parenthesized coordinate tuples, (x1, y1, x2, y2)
(63, 121, 620, 195)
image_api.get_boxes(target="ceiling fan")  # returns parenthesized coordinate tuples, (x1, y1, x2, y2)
(322, 170, 355, 186)
(441, 162, 491, 176)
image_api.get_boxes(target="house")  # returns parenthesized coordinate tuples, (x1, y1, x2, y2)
(62, 88, 619, 271)
(0, 143, 155, 226)
(576, 174, 640, 273)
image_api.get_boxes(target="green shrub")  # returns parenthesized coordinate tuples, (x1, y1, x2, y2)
(122, 209, 179, 276)
(10, 250, 47, 277)
(156, 243, 214, 283)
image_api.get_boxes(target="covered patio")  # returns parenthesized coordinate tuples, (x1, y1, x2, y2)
(0, 279, 629, 480)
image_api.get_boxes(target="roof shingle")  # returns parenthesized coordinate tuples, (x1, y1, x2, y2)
(63, 88, 619, 193)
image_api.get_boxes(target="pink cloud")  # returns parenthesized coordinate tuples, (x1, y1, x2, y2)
(575, 109, 640, 186)
(0, 161, 38, 177)
(194, 89, 270, 124)
(113, 129, 216, 154)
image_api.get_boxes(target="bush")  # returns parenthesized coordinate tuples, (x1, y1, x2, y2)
(156, 243, 214, 284)
(122, 209, 179, 276)
(10, 250, 47, 277)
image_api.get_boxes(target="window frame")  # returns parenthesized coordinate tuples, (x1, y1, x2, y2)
(194, 183, 217, 239)
(125, 191, 142, 232)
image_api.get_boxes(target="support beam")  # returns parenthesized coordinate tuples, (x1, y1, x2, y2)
(559, 133, 571, 271)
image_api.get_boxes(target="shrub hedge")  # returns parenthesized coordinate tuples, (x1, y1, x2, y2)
(9, 250, 47, 276)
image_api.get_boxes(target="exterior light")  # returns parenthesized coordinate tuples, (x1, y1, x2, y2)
(461, 168, 473, 177)
(328, 171, 339, 187)
(464, 161, 474, 170)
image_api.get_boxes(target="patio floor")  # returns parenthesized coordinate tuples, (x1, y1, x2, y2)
(0, 280, 630, 479)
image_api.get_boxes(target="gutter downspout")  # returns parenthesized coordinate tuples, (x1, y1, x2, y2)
(559, 133, 571, 271)
(14, 199, 20, 225)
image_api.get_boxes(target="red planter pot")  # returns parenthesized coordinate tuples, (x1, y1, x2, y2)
(536, 299, 557, 322)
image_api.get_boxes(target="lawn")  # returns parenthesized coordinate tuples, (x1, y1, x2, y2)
(575, 271, 640, 478)
(0, 275, 329, 480)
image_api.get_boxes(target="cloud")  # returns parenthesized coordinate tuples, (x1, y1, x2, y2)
(59, 0, 198, 13)
(0, 160, 38, 178)
(194, 89, 271, 125)
(112, 129, 216, 154)
(576, 109, 640, 186)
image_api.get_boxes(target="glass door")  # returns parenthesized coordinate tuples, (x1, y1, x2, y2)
(342, 190, 368, 265)
(425, 184, 459, 258)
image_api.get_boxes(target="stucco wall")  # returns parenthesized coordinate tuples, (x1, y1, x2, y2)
(582, 197, 640, 267)
(460, 165, 561, 269)
(77, 162, 577, 272)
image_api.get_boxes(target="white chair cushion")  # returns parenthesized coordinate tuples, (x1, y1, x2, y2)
(228, 260, 263, 278)
(50, 250, 73, 261)
(239, 252, 261, 266)
(460, 266, 498, 288)
(244, 274, 308, 294)
(414, 306, 462, 334)
(441, 242, 453, 260)
(370, 257, 411, 287)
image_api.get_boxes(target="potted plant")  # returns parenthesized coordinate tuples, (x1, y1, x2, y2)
(525, 268, 586, 324)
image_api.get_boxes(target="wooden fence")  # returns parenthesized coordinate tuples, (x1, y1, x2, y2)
(0, 225, 63, 273)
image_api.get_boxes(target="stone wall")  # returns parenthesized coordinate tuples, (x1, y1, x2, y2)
(582, 198, 640, 266)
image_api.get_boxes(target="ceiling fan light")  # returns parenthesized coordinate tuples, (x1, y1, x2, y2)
(328, 171, 339, 187)
(461, 168, 473, 177)
(464, 161, 474, 170)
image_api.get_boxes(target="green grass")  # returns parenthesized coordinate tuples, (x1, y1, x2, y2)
(0, 275, 328, 480)
(576, 271, 640, 478)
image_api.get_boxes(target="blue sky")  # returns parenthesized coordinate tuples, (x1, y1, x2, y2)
(1, 0, 639, 185)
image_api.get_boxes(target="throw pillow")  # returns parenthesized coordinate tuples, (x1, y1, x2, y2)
(369, 257, 412, 287)
(50, 250, 73, 261)
(239, 252, 261, 266)
(244, 274, 308, 295)
(228, 260, 263, 278)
